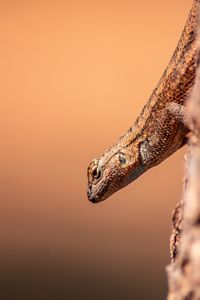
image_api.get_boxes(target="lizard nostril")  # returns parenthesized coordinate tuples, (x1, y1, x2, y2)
(87, 189, 92, 198)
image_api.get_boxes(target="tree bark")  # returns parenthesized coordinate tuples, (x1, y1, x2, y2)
(167, 10, 200, 298)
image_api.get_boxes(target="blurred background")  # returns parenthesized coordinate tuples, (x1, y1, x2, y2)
(0, 0, 192, 299)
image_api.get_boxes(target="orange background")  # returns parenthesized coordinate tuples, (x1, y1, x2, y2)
(0, 0, 192, 299)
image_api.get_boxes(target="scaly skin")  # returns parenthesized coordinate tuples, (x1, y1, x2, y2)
(87, 0, 199, 203)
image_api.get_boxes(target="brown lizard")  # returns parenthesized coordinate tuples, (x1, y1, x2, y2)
(87, 0, 199, 204)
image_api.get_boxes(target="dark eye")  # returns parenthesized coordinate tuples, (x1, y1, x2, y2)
(91, 166, 101, 179)
(118, 153, 126, 165)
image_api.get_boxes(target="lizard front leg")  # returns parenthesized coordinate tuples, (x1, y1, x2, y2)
(166, 102, 191, 131)
(140, 102, 190, 167)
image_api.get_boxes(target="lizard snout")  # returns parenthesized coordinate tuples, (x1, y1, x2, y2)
(87, 189, 97, 204)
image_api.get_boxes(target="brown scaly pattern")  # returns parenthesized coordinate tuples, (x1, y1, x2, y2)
(87, 0, 200, 204)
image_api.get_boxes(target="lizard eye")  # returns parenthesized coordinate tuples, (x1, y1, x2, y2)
(91, 165, 101, 180)
(118, 153, 126, 165)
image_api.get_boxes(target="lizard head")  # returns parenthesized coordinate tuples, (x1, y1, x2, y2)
(87, 141, 144, 203)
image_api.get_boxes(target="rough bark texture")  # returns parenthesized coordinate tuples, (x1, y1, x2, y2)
(167, 15, 200, 299)
(170, 197, 184, 262)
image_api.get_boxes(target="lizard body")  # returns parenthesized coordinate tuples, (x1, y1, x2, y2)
(87, 0, 199, 203)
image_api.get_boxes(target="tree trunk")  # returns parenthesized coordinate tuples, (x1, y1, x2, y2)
(167, 11, 200, 298)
